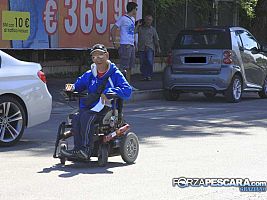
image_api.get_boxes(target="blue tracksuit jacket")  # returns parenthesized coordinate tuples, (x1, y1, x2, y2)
(74, 61, 132, 109)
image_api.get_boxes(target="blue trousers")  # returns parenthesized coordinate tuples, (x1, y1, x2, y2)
(71, 107, 110, 150)
(139, 48, 154, 77)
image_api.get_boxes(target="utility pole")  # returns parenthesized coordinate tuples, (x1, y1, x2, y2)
(154, 0, 157, 29)
(214, 0, 219, 26)
(185, 0, 188, 28)
(233, 0, 239, 26)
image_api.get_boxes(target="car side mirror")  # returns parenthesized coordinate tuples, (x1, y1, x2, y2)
(250, 47, 260, 54)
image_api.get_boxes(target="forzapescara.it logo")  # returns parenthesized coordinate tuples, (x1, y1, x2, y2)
(172, 177, 267, 192)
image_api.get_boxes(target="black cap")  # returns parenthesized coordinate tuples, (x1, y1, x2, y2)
(90, 44, 108, 55)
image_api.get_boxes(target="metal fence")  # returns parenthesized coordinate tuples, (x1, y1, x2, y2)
(145, 0, 240, 54)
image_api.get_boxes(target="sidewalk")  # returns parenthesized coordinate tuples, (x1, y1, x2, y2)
(129, 72, 163, 102)
(131, 72, 163, 90)
(47, 72, 163, 103)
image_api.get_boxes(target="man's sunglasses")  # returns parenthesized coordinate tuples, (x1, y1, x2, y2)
(92, 54, 105, 60)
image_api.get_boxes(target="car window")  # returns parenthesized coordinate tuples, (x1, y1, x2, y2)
(173, 30, 231, 49)
(0, 55, 1, 68)
(238, 31, 259, 50)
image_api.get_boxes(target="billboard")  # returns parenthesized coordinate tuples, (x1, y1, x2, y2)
(0, 0, 142, 49)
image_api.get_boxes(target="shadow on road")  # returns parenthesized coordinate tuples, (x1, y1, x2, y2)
(126, 94, 267, 143)
(2, 93, 266, 155)
(38, 161, 130, 178)
(0, 140, 43, 152)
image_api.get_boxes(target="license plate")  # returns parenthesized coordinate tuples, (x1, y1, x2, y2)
(185, 57, 207, 64)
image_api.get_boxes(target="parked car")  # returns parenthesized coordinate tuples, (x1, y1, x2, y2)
(0, 50, 52, 146)
(163, 27, 267, 102)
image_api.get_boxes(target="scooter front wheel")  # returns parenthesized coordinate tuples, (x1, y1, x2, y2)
(98, 144, 108, 167)
(120, 132, 139, 164)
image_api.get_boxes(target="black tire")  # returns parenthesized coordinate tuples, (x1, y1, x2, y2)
(224, 75, 242, 103)
(120, 132, 139, 164)
(164, 89, 179, 101)
(98, 144, 108, 167)
(0, 96, 26, 147)
(59, 144, 67, 165)
(258, 76, 267, 98)
(203, 92, 216, 99)
(60, 157, 66, 165)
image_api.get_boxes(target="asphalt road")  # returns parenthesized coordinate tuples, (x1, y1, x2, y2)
(1, 93, 267, 200)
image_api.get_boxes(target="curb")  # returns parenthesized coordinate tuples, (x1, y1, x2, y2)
(128, 89, 163, 103)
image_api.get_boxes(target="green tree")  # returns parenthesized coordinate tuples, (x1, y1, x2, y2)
(239, 0, 257, 29)
(240, 0, 257, 18)
(251, 0, 267, 44)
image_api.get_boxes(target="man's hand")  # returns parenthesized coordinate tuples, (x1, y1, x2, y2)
(65, 83, 75, 92)
(137, 20, 142, 27)
(113, 42, 120, 49)
(111, 24, 119, 49)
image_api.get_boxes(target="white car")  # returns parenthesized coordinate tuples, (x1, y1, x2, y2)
(0, 50, 52, 146)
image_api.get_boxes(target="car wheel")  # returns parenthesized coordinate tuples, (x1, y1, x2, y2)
(120, 132, 139, 164)
(258, 76, 267, 98)
(224, 75, 242, 103)
(203, 92, 216, 99)
(0, 96, 26, 147)
(164, 89, 179, 101)
(98, 144, 108, 167)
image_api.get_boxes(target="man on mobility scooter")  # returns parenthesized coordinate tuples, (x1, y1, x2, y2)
(58, 44, 135, 163)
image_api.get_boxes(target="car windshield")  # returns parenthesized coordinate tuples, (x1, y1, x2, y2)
(173, 29, 231, 49)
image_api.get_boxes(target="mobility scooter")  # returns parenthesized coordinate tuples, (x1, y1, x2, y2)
(53, 89, 139, 167)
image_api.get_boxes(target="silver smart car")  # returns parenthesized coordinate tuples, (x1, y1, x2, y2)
(163, 27, 267, 102)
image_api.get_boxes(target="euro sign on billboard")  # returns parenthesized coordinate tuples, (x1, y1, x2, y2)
(0, 0, 142, 49)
